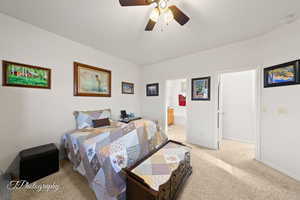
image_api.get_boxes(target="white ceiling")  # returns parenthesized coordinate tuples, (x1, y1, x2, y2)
(0, 0, 299, 65)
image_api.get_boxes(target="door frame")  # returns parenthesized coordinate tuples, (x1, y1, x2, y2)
(214, 66, 262, 161)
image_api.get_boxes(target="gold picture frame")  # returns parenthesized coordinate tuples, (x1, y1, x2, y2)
(74, 62, 111, 97)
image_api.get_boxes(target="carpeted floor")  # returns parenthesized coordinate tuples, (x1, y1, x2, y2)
(12, 125, 300, 200)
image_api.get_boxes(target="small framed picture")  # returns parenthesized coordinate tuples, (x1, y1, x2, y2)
(191, 77, 210, 101)
(122, 82, 134, 94)
(146, 83, 159, 96)
(264, 60, 300, 88)
(2, 60, 51, 89)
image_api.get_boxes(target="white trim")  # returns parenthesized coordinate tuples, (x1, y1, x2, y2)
(222, 137, 255, 144)
(188, 139, 217, 150)
(215, 74, 221, 150)
(254, 66, 262, 160)
(214, 66, 262, 160)
(213, 75, 221, 150)
(260, 160, 300, 183)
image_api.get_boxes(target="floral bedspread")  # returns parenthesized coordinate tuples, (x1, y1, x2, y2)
(63, 119, 168, 200)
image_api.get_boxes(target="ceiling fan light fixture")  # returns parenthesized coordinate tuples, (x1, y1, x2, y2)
(119, 0, 189, 31)
(165, 8, 174, 24)
(152, 2, 158, 7)
(159, 0, 167, 10)
(150, 7, 160, 22)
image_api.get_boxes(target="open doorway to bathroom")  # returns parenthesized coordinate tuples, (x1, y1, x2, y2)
(165, 79, 187, 142)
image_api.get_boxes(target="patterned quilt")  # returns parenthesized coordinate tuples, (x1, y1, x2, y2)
(63, 119, 168, 200)
(131, 142, 190, 191)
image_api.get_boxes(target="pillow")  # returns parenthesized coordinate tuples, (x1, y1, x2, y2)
(74, 109, 111, 129)
(92, 118, 110, 128)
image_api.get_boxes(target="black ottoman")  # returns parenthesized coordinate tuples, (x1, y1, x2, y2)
(19, 143, 59, 183)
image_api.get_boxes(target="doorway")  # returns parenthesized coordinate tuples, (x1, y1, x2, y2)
(217, 69, 259, 159)
(165, 79, 187, 142)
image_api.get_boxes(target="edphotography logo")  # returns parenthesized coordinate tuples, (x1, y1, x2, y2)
(7, 180, 60, 192)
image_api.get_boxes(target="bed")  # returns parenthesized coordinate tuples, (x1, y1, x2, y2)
(63, 109, 168, 200)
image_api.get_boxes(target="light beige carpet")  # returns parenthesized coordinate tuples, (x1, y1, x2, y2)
(12, 125, 300, 200)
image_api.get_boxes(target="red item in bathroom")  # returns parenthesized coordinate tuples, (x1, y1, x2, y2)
(179, 95, 186, 106)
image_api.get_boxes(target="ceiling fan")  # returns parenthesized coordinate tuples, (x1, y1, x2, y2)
(119, 0, 190, 31)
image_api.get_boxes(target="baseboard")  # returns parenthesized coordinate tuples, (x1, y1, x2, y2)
(222, 137, 254, 144)
(0, 173, 11, 200)
(260, 159, 300, 183)
(186, 138, 217, 150)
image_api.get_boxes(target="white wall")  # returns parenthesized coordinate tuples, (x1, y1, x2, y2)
(0, 13, 142, 171)
(141, 38, 260, 149)
(220, 70, 255, 143)
(141, 20, 300, 182)
(166, 79, 187, 126)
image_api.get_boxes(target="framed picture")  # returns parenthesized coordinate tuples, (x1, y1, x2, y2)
(122, 82, 134, 94)
(264, 60, 300, 88)
(2, 60, 51, 89)
(191, 77, 210, 101)
(146, 83, 159, 96)
(74, 62, 111, 97)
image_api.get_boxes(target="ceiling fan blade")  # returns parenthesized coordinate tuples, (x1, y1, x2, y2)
(145, 19, 156, 31)
(169, 5, 190, 26)
(119, 0, 150, 6)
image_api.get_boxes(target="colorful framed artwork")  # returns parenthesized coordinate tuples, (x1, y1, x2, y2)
(74, 62, 111, 97)
(191, 77, 210, 101)
(122, 82, 134, 94)
(2, 60, 51, 89)
(146, 83, 159, 96)
(264, 60, 300, 88)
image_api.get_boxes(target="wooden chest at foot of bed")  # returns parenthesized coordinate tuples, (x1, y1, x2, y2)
(123, 140, 192, 200)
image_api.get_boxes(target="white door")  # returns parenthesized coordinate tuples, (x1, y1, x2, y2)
(219, 70, 256, 144)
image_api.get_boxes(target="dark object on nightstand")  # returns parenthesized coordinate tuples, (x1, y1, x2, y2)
(19, 143, 59, 183)
(120, 110, 128, 119)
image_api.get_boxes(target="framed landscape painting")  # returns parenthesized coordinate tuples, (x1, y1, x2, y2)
(74, 62, 111, 97)
(191, 77, 210, 101)
(146, 83, 159, 96)
(122, 82, 134, 94)
(264, 60, 300, 88)
(2, 60, 51, 89)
